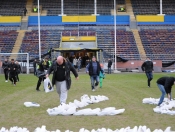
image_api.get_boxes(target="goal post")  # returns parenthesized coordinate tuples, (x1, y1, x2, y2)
(0, 53, 30, 74)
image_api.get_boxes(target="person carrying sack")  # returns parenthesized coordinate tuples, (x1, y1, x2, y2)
(35, 58, 49, 91)
(46, 56, 79, 104)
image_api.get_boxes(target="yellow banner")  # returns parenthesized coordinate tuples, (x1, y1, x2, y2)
(62, 36, 96, 41)
(136, 15, 164, 22)
(0, 16, 21, 23)
(62, 16, 96, 22)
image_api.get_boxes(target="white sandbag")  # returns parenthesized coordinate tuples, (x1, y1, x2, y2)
(44, 78, 54, 93)
(108, 109, 125, 116)
(24, 102, 40, 107)
(61, 106, 77, 115)
(90, 96, 100, 103)
(46, 105, 63, 116)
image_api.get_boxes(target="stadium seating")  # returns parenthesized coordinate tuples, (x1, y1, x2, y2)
(131, 0, 175, 15)
(0, 0, 26, 16)
(0, 31, 18, 53)
(139, 29, 175, 62)
(32, 0, 125, 15)
(33, 0, 61, 16)
(19, 30, 61, 59)
(96, 25, 140, 60)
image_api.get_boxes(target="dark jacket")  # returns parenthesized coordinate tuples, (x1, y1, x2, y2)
(141, 60, 153, 72)
(157, 77, 175, 94)
(86, 61, 102, 76)
(2, 61, 9, 70)
(8, 63, 17, 75)
(33, 61, 37, 68)
(16, 64, 21, 74)
(47, 58, 78, 90)
(108, 60, 112, 68)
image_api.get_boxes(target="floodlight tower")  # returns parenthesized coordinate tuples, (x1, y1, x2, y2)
(38, 0, 41, 61)
(113, 0, 120, 73)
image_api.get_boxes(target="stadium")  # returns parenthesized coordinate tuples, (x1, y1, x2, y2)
(0, 0, 175, 131)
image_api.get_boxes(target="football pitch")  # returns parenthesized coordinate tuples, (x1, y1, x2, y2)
(0, 73, 175, 131)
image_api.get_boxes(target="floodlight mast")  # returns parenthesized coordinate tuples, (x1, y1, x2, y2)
(160, 0, 162, 14)
(38, 0, 41, 61)
(114, 0, 117, 70)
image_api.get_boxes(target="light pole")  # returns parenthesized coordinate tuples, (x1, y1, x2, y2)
(38, 0, 41, 60)
(114, 0, 117, 70)
(113, 0, 120, 73)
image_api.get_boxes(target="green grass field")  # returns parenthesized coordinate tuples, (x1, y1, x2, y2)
(0, 73, 175, 131)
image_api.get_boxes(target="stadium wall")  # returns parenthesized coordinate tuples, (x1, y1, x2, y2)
(137, 15, 175, 25)
(0, 16, 21, 26)
(28, 15, 130, 25)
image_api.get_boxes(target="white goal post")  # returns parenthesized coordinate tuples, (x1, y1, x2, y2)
(0, 53, 29, 74)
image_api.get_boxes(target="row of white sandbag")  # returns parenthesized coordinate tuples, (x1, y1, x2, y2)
(47, 94, 110, 116)
(0, 125, 172, 132)
(24, 94, 109, 108)
(142, 97, 175, 115)
(47, 106, 125, 116)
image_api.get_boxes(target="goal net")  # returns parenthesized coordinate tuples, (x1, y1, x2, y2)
(0, 53, 29, 74)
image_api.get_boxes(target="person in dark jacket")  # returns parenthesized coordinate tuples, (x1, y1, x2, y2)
(86, 56, 103, 91)
(107, 58, 112, 74)
(15, 61, 21, 82)
(141, 58, 154, 87)
(8, 59, 18, 86)
(157, 77, 175, 106)
(46, 56, 78, 104)
(36, 59, 49, 91)
(2, 59, 9, 82)
(23, 7, 27, 16)
(33, 59, 37, 75)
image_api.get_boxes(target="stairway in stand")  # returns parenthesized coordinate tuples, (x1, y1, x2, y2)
(132, 29, 146, 60)
(10, 30, 26, 60)
(125, 0, 135, 21)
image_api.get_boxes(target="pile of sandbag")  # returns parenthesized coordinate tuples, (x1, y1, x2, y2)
(0, 125, 173, 132)
(0, 126, 29, 132)
(142, 97, 175, 115)
(34, 125, 172, 132)
(47, 94, 125, 116)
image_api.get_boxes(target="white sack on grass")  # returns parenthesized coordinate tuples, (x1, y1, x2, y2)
(44, 78, 54, 93)
(24, 102, 40, 107)
(0, 126, 173, 132)
(143, 97, 175, 115)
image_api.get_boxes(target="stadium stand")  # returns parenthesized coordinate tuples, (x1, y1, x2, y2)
(0, 31, 18, 53)
(0, 0, 27, 16)
(139, 28, 175, 62)
(19, 30, 61, 59)
(131, 0, 175, 15)
(33, 0, 61, 16)
(96, 25, 140, 60)
(64, 0, 94, 15)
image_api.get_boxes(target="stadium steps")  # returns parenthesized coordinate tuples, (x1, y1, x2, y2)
(131, 29, 146, 60)
(125, 0, 135, 21)
(41, 10, 47, 16)
(10, 30, 26, 60)
(26, 0, 33, 16)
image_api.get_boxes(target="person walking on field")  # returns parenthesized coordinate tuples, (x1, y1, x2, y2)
(8, 59, 18, 86)
(35, 58, 49, 91)
(46, 56, 78, 104)
(2, 59, 9, 82)
(141, 57, 154, 87)
(156, 77, 175, 106)
(107, 58, 112, 74)
(86, 56, 103, 91)
(15, 61, 21, 82)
